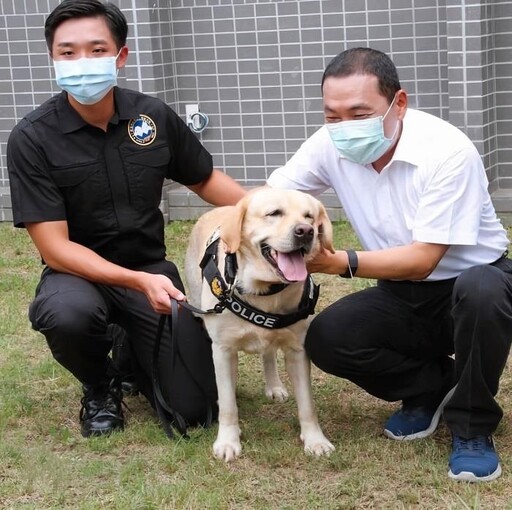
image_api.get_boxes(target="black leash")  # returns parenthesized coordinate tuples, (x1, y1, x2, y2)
(152, 298, 216, 439)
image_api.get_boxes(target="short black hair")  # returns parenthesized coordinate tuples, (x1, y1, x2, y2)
(321, 47, 401, 103)
(45, 0, 128, 52)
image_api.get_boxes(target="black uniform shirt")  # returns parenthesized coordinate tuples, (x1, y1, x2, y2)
(7, 87, 213, 268)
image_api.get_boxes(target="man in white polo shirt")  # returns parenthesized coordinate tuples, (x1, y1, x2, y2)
(267, 47, 512, 482)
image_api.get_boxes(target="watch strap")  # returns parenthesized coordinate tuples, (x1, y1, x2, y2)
(340, 249, 358, 279)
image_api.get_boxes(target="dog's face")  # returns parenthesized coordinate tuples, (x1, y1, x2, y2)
(220, 187, 334, 284)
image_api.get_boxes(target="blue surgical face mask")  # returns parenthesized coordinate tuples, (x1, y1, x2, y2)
(53, 50, 121, 105)
(326, 95, 399, 165)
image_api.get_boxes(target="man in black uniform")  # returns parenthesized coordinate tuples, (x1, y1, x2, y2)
(7, 0, 246, 437)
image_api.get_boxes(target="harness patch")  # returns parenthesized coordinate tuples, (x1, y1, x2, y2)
(128, 114, 157, 146)
(224, 297, 278, 328)
(211, 276, 224, 297)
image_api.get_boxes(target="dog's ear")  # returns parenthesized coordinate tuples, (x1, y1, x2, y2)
(220, 195, 249, 253)
(317, 203, 335, 254)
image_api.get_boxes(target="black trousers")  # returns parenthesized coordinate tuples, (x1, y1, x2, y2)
(29, 260, 217, 426)
(305, 257, 512, 438)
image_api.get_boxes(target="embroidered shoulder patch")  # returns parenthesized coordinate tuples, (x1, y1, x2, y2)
(127, 114, 157, 146)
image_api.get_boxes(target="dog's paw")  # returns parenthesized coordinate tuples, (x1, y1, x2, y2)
(213, 425, 242, 462)
(302, 434, 335, 457)
(265, 385, 289, 402)
(213, 439, 242, 462)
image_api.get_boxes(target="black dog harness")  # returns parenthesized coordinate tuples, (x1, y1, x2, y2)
(199, 230, 320, 329)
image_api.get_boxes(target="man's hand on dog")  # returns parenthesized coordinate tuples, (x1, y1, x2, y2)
(307, 248, 347, 275)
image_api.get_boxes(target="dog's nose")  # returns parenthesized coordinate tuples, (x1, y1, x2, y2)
(294, 223, 314, 242)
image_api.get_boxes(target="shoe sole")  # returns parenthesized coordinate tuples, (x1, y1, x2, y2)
(81, 426, 124, 438)
(448, 464, 502, 482)
(81, 421, 125, 438)
(383, 386, 457, 441)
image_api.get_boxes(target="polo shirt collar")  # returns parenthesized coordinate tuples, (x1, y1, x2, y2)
(114, 86, 140, 120)
(389, 109, 423, 167)
(56, 92, 87, 133)
(56, 87, 139, 133)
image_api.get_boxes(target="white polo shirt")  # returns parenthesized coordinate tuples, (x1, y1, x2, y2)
(267, 108, 509, 280)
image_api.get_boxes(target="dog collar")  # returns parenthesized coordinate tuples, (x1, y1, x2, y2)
(199, 232, 320, 329)
(235, 282, 289, 296)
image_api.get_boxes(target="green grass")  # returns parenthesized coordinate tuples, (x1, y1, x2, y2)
(1, 222, 512, 509)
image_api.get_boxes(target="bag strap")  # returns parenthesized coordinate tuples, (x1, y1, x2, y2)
(152, 298, 215, 439)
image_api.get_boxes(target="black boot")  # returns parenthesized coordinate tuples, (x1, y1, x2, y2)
(110, 324, 139, 397)
(79, 378, 124, 437)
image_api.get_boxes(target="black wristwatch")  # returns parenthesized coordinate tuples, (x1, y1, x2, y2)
(340, 249, 358, 278)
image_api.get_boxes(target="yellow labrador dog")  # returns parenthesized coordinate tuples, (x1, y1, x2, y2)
(185, 187, 336, 461)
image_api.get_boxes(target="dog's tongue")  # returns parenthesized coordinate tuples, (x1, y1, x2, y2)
(276, 250, 308, 282)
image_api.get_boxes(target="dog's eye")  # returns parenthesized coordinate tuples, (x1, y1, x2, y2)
(304, 212, 314, 220)
(266, 209, 282, 217)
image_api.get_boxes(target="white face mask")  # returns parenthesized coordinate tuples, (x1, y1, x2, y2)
(326, 94, 399, 165)
(53, 50, 121, 105)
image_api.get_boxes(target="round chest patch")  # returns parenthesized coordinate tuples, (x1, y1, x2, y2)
(211, 277, 224, 297)
(128, 114, 157, 145)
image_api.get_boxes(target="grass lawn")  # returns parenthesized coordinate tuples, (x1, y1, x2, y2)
(1, 221, 512, 509)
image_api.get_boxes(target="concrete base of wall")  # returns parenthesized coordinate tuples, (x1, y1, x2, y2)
(165, 185, 348, 222)
(2, 185, 512, 227)
(166, 185, 512, 227)
(0, 188, 12, 222)
(491, 189, 512, 225)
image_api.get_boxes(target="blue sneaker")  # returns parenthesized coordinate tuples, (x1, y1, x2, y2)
(448, 435, 502, 482)
(384, 387, 455, 440)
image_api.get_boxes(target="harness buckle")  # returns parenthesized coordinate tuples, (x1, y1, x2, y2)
(226, 274, 237, 298)
(213, 302, 226, 313)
